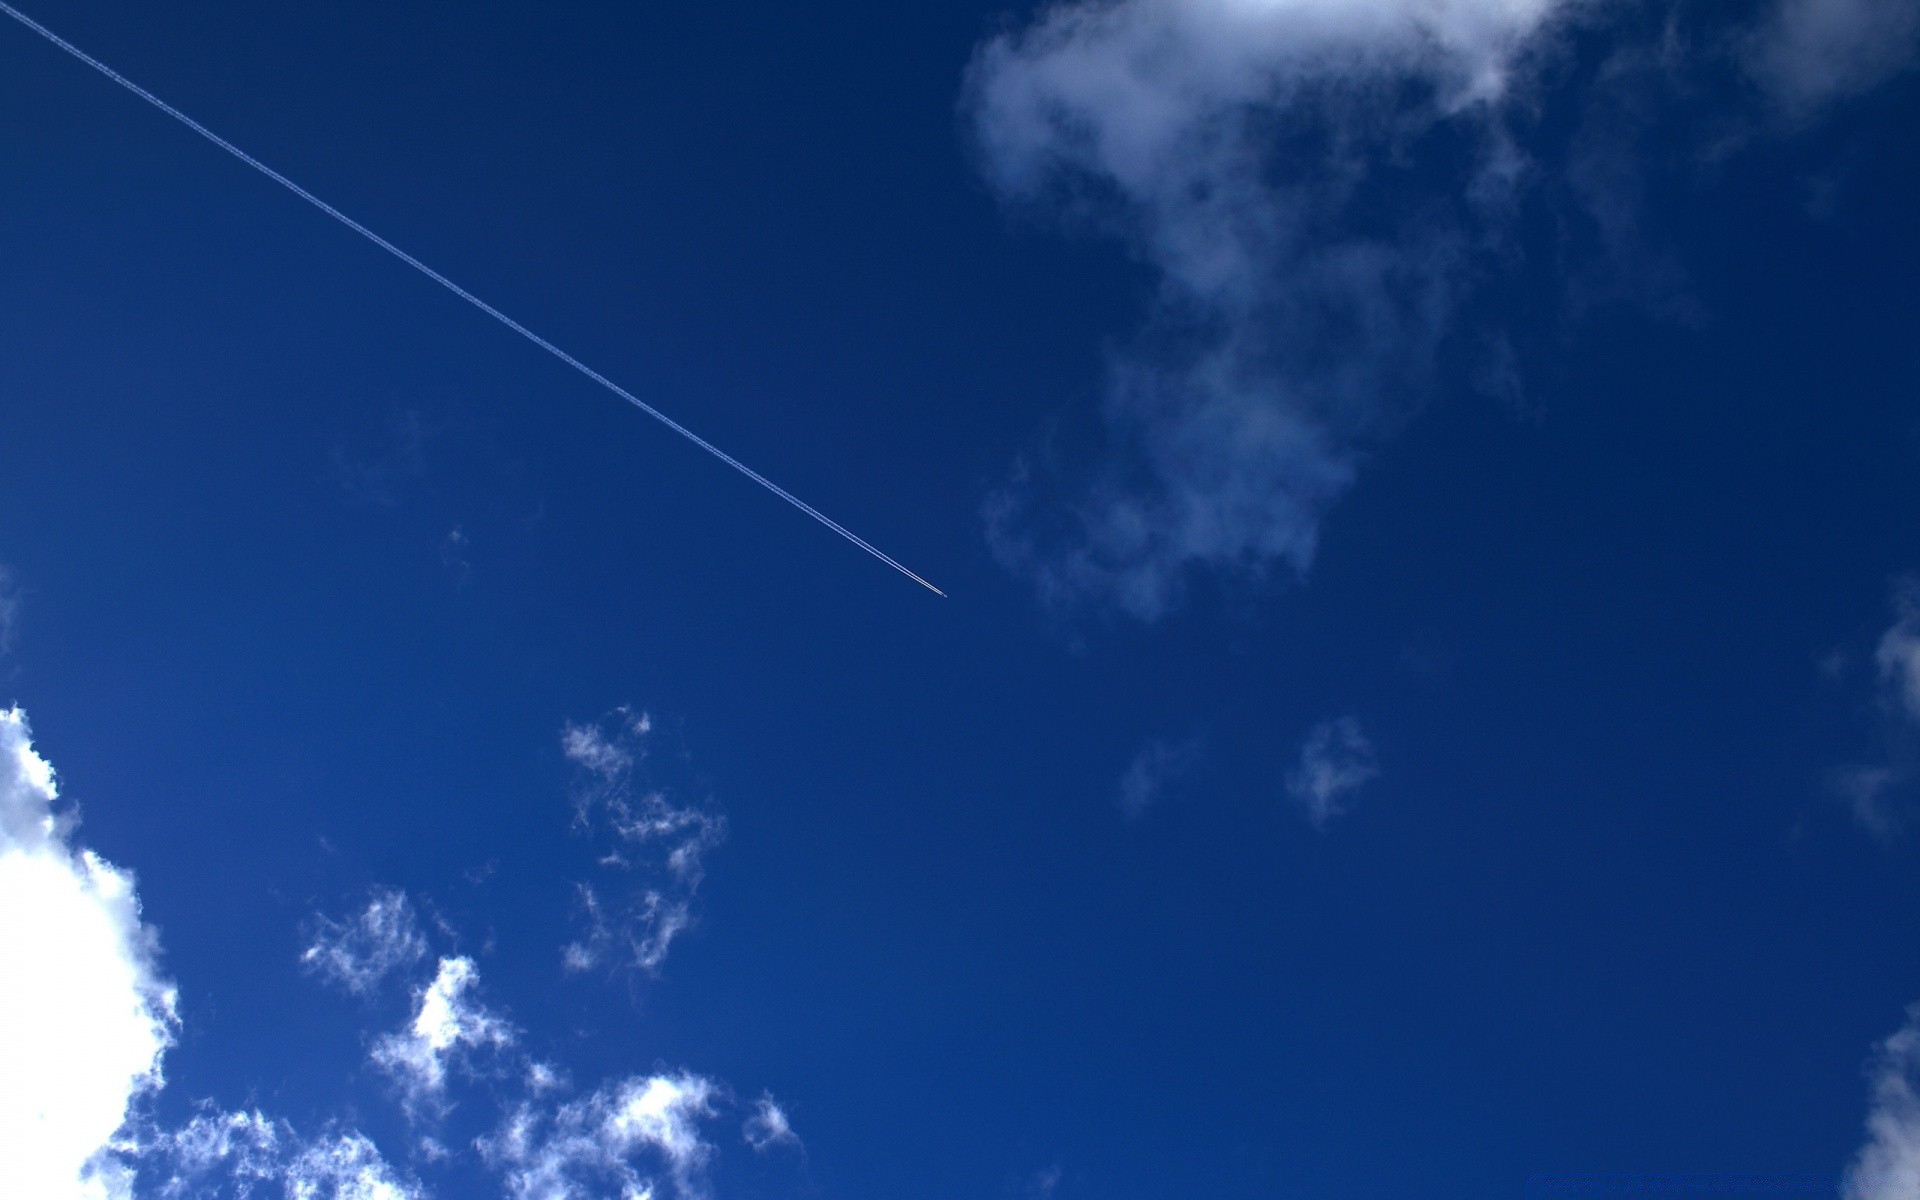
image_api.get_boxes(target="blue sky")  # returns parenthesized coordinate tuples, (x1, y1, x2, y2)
(2, 0, 1920, 1197)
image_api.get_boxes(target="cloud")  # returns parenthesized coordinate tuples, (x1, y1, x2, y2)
(1285, 716, 1379, 827)
(1876, 581, 1920, 725)
(0, 565, 20, 655)
(371, 956, 518, 1120)
(1832, 578, 1920, 835)
(302, 887, 431, 998)
(561, 709, 725, 974)
(1845, 1004, 1920, 1200)
(146, 1109, 422, 1200)
(1746, 0, 1920, 114)
(0, 707, 179, 1199)
(482, 1071, 721, 1200)
(741, 1094, 800, 1153)
(968, 0, 1577, 619)
(1118, 736, 1203, 819)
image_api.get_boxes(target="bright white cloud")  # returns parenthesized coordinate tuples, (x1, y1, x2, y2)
(371, 956, 517, 1119)
(1748, 0, 1920, 112)
(969, 0, 1576, 619)
(1845, 1004, 1920, 1200)
(561, 710, 724, 975)
(0, 707, 178, 1200)
(302, 887, 430, 998)
(482, 1071, 720, 1200)
(741, 1094, 799, 1153)
(1285, 716, 1379, 827)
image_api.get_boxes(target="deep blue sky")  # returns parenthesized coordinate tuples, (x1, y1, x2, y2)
(3, 1, 1920, 1197)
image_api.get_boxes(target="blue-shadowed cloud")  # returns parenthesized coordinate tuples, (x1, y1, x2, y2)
(1286, 716, 1379, 828)
(968, 0, 1920, 622)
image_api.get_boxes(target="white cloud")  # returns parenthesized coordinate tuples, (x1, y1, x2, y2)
(0, 707, 178, 1200)
(1747, 0, 1920, 113)
(1118, 736, 1203, 819)
(741, 1094, 799, 1153)
(1845, 1004, 1920, 1200)
(561, 710, 724, 975)
(146, 1108, 422, 1200)
(482, 1072, 720, 1200)
(1285, 716, 1379, 827)
(371, 956, 517, 1119)
(969, 0, 1576, 619)
(302, 887, 430, 998)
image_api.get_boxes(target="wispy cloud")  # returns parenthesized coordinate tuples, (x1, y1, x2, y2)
(0, 707, 178, 1199)
(0, 565, 20, 656)
(146, 1108, 423, 1200)
(742, 1094, 801, 1153)
(1844, 1004, 1920, 1199)
(1746, 0, 1920, 115)
(1285, 716, 1379, 827)
(1832, 578, 1920, 835)
(968, 0, 1576, 619)
(371, 956, 519, 1121)
(1118, 736, 1203, 820)
(302, 886, 431, 998)
(483, 1071, 722, 1200)
(561, 708, 726, 974)
(331, 409, 431, 509)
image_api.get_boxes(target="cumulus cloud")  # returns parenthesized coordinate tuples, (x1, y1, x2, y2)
(1845, 1004, 1920, 1200)
(561, 709, 725, 974)
(0, 707, 178, 1199)
(301, 887, 430, 998)
(1118, 736, 1203, 819)
(969, 0, 1578, 619)
(371, 956, 518, 1120)
(1747, 0, 1920, 113)
(482, 1071, 721, 1200)
(1285, 716, 1379, 826)
(741, 1094, 800, 1153)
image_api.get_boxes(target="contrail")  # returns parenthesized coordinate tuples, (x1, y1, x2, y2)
(0, 1, 946, 598)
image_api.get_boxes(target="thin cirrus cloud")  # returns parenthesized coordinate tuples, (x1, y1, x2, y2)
(1746, 0, 1920, 113)
(1118, 736, 1203, 820)
(301, 885, 431, 998)
(1285, 716, 1380, 828)
(560, 707, 727, 974)
(0, 706, 178, 1200)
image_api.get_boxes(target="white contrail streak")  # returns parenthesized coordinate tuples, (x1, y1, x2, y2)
(0, 1, 946, 598)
